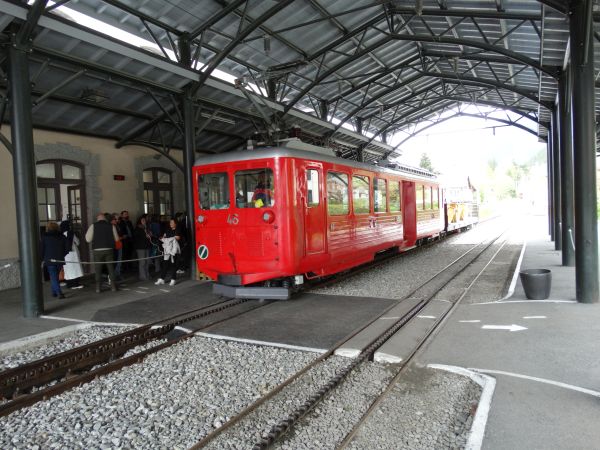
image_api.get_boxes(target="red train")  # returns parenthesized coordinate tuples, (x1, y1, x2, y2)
(193, 142, 477, 299)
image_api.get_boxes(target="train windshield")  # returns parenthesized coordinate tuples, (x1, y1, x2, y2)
(235, 168, 275, 208)
(198, 172, 230, 210)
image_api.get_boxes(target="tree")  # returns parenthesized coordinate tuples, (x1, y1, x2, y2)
(419, 153, 434, 172)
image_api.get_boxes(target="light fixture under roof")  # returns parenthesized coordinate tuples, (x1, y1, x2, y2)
(81, 88, 109, 103)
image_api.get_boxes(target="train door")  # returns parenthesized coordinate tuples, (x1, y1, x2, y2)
(402, 180, 417, 246)
(303, 167, 325, 254)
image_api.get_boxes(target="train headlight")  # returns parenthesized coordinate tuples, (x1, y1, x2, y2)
(197, 215, 206, 224)
(262, 210, 275, 224)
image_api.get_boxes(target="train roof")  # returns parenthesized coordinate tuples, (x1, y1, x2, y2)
(194, 147, 438, 183)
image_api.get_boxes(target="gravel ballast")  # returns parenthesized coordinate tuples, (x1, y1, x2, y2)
(0, 336, 317, 449)
(310, 218, 509, 299)
(0, 325, 135, 371)
(347, 365, 481, 450)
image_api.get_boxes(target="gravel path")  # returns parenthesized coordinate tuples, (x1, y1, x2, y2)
(0, 325, 135, 371)
(347, 365, 481, 450)
(0, 336, 317, 450)
(309, 218, 508, 299)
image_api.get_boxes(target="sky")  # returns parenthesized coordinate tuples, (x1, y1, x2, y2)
(390, 114, 547, 187)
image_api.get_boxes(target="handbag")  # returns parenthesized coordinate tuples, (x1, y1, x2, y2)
(115, 239, 123, 250)
(59, 268, 65, 281)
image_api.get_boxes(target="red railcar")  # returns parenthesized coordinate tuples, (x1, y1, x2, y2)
(193, 146, 444, 299)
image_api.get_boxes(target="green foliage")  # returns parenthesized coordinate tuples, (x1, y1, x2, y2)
(419, 153, 435, 172)
(327, 203, 348, 215)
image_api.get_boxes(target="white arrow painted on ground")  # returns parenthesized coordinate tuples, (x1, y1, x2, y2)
(481, 324, 527, 332)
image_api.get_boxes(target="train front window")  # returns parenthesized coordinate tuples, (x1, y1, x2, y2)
(433, 188, 439, 209)
(198, 172, 229, 210)
(352, 175, 370, 214)
(235, 168, 275, 208)
(327, 172, 349, 215)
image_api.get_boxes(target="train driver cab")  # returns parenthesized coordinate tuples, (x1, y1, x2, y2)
(234, 169, 275, 209)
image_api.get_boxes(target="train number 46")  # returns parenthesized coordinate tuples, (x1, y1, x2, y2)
(227, 214, 239, 225)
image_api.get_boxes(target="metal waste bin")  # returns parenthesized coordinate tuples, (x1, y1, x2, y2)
(519, 269, 552, 300)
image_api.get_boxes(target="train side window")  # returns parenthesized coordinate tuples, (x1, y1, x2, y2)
(235, 168, 275, 208)
(433, 187, 439, 209)
(389, 181, 401, 212)
(425, 186, 432, 210)
(198, 172, 229, 210)
(416, 184, 424, 211)
(306, 169, 320, 207)
(326, 171, 349, 215)
(374, 178, 387, 213)
(352, 175, 370, 214)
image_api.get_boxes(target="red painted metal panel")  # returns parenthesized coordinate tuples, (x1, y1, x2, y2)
(194, 154, 441, 286)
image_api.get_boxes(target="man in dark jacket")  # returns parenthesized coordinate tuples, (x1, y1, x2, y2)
(42, 222, 69, 299)
(118, 210, 134, 272)
(86, 213, 119, 293)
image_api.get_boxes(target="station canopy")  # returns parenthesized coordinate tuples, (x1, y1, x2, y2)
(0, 0, 596, 164)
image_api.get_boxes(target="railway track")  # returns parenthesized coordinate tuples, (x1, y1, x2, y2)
(0, 297, 263, 417)
(0, 220, 494, 437)
(190, 225, 512, 449)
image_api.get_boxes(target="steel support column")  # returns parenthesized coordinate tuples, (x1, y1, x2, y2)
(558, 68, 575, 266)
(569, 0, 599, 303)
(179, 37, 197, 280)
(547, 136, 554, 240)
(9, 40, 44, 317)
(550, 109, 561, 250)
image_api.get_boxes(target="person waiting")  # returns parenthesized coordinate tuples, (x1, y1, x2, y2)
(86, 213, 119, 293)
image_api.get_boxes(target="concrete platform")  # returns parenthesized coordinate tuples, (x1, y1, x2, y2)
(0, 275, 217, 343)
(201, 293, 397, 351)
(412, 216, 600, 450)
(373, 299, 452, 363)
(333, 297, 421, 358)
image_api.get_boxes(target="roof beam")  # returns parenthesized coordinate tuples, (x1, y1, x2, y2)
(284, 31, 557, 116)
(391, 111, 540, 152)
(16, 0, 48, 45)
(332, 70, 547, 133)
(390, 6, 541, 20)
(188, 0, 247, 40)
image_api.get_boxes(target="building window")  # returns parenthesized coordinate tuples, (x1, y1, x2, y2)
(143, 168, 173, 216)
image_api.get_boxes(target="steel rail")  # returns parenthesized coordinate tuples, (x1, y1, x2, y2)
(252, 226, 511, 449)
(188, 221, 498, 448)
(0, 297, 252, 416)
(336, 231, 513, 448)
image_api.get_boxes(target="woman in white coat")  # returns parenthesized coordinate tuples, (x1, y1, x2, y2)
(60, 220, 84, 289)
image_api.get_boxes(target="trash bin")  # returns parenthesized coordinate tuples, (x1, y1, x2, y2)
(519, 269, 552, 300)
